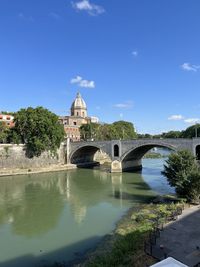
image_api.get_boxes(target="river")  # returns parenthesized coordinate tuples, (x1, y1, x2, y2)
(0, 158, 174, 267)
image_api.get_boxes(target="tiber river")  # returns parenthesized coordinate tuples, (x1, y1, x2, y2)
(0, 157, 174, 267)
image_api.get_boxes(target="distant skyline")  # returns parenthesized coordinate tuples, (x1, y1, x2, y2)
(1, 0, 200, 134)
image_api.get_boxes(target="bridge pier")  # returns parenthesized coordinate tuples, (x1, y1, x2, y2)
(111, 160, 122, 173)
(111, 159, 142, 173)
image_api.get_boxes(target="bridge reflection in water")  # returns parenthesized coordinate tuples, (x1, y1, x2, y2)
(0, 159, 173, 267)
(0, 169, 152, 234)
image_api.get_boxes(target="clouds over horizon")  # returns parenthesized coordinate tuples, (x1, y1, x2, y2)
(168, 114, 184, 121)
(70, 75, 95, 88)
(168, 114, 200, 125)
(72, 0, 105, 16)
(184, 118, 200, 124)
(181, 63, 200, 72)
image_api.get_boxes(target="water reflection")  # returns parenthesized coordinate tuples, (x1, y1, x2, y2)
(0, 167, 156, 237)
(0, 159, 172, 266)
(0, 177, 64, 236)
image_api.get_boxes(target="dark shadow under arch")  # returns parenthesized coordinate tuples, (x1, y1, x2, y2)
(122, 144, 176, 163)
(114, 144, 119, 157)
(196, 145, 200, 160)
(70, 146, 111, 168)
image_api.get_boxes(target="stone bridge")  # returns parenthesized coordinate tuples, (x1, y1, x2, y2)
(65, 138, 200, 172)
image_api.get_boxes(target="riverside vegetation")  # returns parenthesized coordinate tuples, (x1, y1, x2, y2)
(43, 199, 185, 267)
(78, 150, 200, 267)
(0, 107, 65, 157)
(82, 200, 185, 267)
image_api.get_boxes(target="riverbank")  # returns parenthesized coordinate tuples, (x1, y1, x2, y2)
(76, 198, 186, 267)
(143, 152, 168, 159)
(77, 205, 156, 267)
(0, 164, 77, 178)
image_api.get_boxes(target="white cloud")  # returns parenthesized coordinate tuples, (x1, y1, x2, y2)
(181, 63, 200, 72)
(18, 13, 34, 22)
(132, 50, 138, 57)
(70, 75, 95, 88)
(72, 0, 105, 16)
(168, 115, 184, 121)
(184, 118, 200, 124)
(114, 101, 133, 109)
(119, 113, 123, 119)
(49, 12, 61, 20)
(71, 76, 82, 84)
(18, 13, 25, 19)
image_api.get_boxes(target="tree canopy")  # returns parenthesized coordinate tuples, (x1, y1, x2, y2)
(181, 124, 200, 138)
(162, 150, 200, 201)
(80, 120, 137, 141)
(13, 107, 65, 157)
(0, 122, 10, 144)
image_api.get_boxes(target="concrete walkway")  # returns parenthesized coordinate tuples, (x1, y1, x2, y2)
(156, 205, 200, 266)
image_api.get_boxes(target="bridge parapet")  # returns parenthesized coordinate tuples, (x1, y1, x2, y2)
(64, 138, 200, 172)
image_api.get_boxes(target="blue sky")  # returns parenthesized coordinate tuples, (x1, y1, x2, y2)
(1, 0, 200, 134)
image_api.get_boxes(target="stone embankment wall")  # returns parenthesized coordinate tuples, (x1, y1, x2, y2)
(0, 144, 65, 170)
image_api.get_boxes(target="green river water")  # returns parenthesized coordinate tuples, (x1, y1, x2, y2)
(0, 158, 174, 267)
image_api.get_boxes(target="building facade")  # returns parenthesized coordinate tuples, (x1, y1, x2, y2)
(59, 93, 99, 141)
(0, 114, 15, 128)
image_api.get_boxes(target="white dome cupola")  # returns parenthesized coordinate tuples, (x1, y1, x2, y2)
(71, 92, 87, 118)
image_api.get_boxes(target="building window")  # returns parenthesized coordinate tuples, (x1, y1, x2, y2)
(74, 122, 77, 125)
(82, 112, 85, 117)
(77, 112, 79, 116)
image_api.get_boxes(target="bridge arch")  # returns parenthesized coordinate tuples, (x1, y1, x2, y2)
(69, 145, 111, 167)
(121, 143, 177, 172)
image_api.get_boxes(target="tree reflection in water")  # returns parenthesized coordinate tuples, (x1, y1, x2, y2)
(0, 167, 155, 237)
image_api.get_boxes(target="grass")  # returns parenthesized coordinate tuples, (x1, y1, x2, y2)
(83, 201, 185, 267)
(42, 197, 186, 267)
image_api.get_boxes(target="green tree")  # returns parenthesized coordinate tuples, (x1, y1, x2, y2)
(0, 122, 10, 143)
(184, 170, 200, 203)
(137, 133, 153, 139)
(162, 150, 198, 197)
(0, 111, 15, 116)
(13, 107, 65, 157)
(181, 124, 200, 138)
(80, 121, 137, 141)
(99, 123, 116, 140)
(112, 121, 137, 140)
(7, 128, 22, 144)
(162, 130, 182, 138)
(80, 123, 100, 140)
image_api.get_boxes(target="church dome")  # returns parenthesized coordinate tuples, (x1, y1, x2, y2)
(71, 92, 87, 117)
(71, 92, 87, 110)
